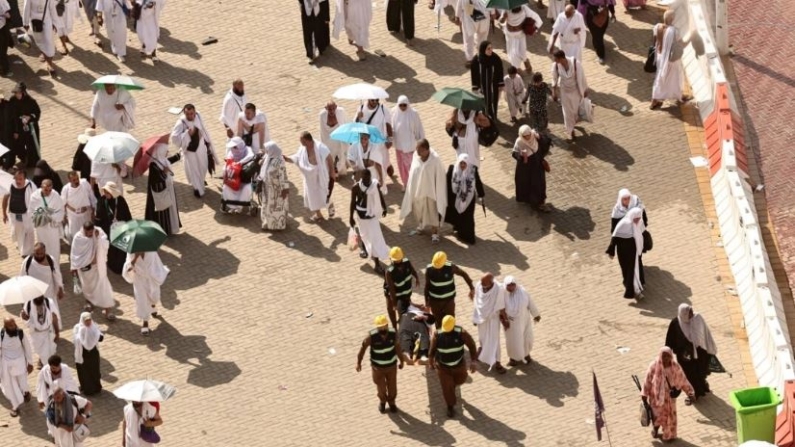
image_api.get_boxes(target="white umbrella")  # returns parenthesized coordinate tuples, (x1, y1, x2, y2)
(92, 75, 145, 90)
(0, 276, 49, 305)
(84, 132, 140, 163)
(0, 142, 9, 158)
(0, 170, 13, 195)
(332, 83, 389, 101)
(112, 379, 176, 402)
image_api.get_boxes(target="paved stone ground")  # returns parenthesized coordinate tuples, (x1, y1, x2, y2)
(727, 0, 795, 293)
(0, 1, 750, 446)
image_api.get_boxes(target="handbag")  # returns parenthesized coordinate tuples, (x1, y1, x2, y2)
(140, 425, 161, 443)
(30, 0, 50, 32)
(541, 159, 550, 173)
(241, 125, 254, 147)
(72, 423, 90, 443)
(522, 17, 537, 36)
(591, 2, 609, 28)
(577, 97, 594, 123)
(639, 402, 653, 427)
(477, 114, 499, 147)
(666, 376, 682, 399)
(708, 354, 726, 373)
(644, 46, 656, 73)
(151, 188, 172, 212)
(642, 230, 653, 252)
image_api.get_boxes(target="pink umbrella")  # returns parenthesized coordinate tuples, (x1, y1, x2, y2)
(133, 133, 170, 177)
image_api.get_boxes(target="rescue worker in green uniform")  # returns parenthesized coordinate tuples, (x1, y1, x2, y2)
(428, 315, 479, 418)
(356, 315, 405, 414)
(424, 251, 475, 328)
(383, 246, 421, 329)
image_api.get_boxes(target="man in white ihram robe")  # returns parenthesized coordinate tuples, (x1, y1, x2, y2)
(220, 79, 247, 139)
(547, 0, 565, 23)
(549, 5, 586, 62)
(90, 84, 136, 132)
(62, 173, 96, 242)
(333, 0, 371, 59)
(347, 133, 387, 194)
(3, 173, 37, 257)
(399, 139, 446, 244)
(0, 317, 34, 417)
(237, 105, 269, 152)
(71, 225, 116, 319)
(37, 357, 79, 411)
(21, 243, 65, 314)
(29, 179, 65, 263)
(355, 99, 393, 181)
(95, 0, 131, 62)
(455, 0, 491, 63)
(319, 101, 349, 177)
(472, 273, 507, 373)
(20, 296, 60, 366)
(171, 105, 218, 198)
(22, 0, 59, 71)
(503, 275, 541, 365)
(135, 0, 165, 60)
(651, 11, 686, 109)
(122, 251, 168, 335)
(551, 51, 588, 139)
(286, 132, 335, 221)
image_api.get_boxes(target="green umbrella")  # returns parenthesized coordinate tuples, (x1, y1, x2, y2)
(432, 87, 486, 111)
(110, 220, 167, 253)
(92, 75, 145, 91)
(485, 0, 527, 9)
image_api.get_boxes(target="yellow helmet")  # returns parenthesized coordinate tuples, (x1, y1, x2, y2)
(431, 251, 447, 269)
(389, 247, 404, 262)
(373, 315, 389, 328)
(441, 315, 456, 332)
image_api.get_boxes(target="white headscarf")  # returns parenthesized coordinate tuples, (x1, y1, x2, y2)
(612, 208, 644, 255)
(262, 141, 283, 170)
(677, 303, 718, 358)
(452, 153, 476, 214)
(73, 313, 102, 364)
(513, 124, 539, 154)
(303, 0, 321, 16)
(611, 188, 642, 219)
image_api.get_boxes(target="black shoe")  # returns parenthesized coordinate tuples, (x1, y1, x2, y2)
(446, 406, 455, 418)
(378, 402, 387, 414)
(389, 403, 398, 413)
(359, 248, 368, 259)
(193, 189, 200, 198)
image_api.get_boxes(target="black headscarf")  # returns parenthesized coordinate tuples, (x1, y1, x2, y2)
(478, 40, 492, 61)
(33, 159, 64, 192)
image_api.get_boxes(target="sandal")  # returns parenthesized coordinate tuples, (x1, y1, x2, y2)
(141, 327, 151, 335)
(431, 234, 440, 244)
(10, 409, 19, 417)
(507, 359, 520, 367)
(650, 100, 662, 110)
(428, 0, 435, 9)
(328, 203, 336, 218)
(494, 364, 507, 374)
(309, 214, 324, 222)
(684, 396, 692, 406)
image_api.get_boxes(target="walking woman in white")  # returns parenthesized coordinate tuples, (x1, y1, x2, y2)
(650, 10, 688, 110)
(134, 0, 165, 62)
(551, 49, 588, 140)
(503, 276, 541, 366)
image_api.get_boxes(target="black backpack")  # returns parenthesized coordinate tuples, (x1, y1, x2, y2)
(477, 115, 499, 147)
(25, 255, 55, 275)
(0, 328, 24, 343)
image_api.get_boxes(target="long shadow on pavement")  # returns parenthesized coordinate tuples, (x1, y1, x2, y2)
(493, 361, 580, 408)
(566, 132, 635, 172)
(627, 265, 692, 318)
(387, 407, 457, 446)
(160, 234, 240, 290)
(459, 400, 527, 446)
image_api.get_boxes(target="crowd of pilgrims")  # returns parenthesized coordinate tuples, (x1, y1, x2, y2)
(0, 0, 717, 444)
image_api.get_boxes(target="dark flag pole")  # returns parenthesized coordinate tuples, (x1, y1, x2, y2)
(593, 370, 613, 445)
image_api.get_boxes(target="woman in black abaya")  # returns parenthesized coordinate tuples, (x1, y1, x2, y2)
(470, 40, 504, 120)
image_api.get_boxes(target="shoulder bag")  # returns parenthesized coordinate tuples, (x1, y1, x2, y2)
(591, 1, 609, 28)
(30, 0, 50, 32)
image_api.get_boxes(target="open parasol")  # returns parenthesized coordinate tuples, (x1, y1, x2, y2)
(133, 133, 171, 177)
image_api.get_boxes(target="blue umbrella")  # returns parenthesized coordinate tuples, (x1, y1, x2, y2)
(330, 122, 387, 144)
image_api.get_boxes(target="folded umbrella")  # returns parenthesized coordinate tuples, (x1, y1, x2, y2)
(84, 132, 140, 163)
(432, 87, 486, 111)
(133, 133, 171, 177)
(332, 83, 389, 101)
(112, 379, 176, 402)
(110, 219, 168, 253)
(330, 122, 387, 144)
(92, 75, 145, 91)
(0, 276, 49, 306)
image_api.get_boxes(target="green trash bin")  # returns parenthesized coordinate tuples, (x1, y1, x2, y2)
(729, 387, 781, 443)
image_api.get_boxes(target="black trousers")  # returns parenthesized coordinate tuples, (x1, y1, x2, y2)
(300, 1, 330, 59)
(386, 0, 416, 40)
(0, 24, 10, 75)
(588, 20, 609, 59)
